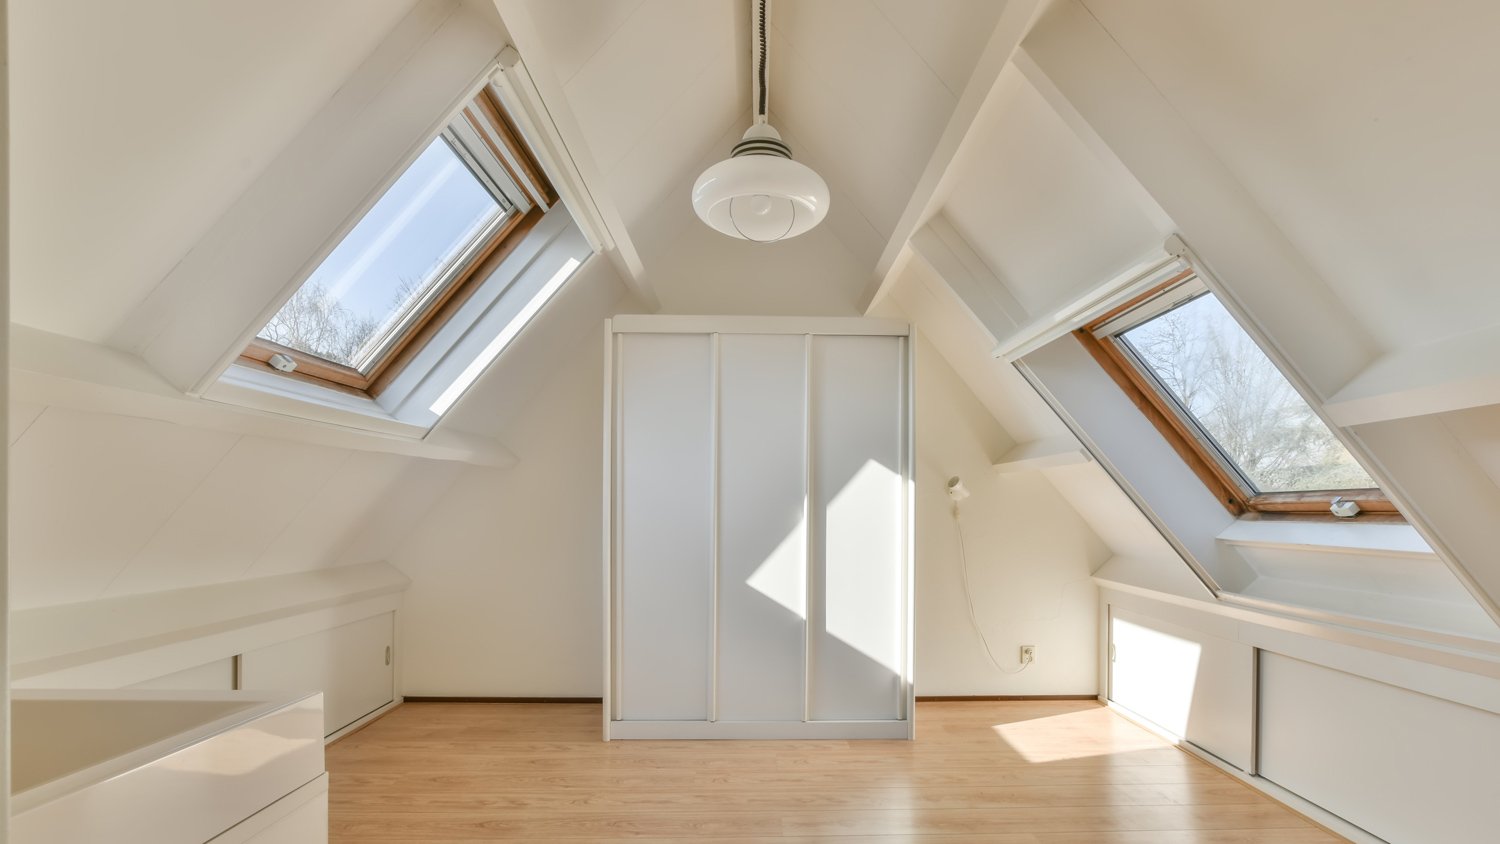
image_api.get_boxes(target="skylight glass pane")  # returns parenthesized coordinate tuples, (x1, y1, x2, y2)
(1118, 293, 1377, 493)
(258, 136, 508, 370)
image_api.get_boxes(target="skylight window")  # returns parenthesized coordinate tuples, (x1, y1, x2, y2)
(259, 136, 512, 371)
(1080, 277, 1393, 518)
(242, 88, 556, 397)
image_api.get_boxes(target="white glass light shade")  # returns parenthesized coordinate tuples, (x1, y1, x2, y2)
(691, 127, 829, 242)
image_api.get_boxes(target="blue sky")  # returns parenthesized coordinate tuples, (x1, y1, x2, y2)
(301, 137, 499, 326)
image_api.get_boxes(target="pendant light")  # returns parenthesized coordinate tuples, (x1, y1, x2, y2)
(691, 0, 829, 242)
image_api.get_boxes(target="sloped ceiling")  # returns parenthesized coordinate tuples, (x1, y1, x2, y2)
(10, 0, 1016, 343)
(936, 63, 1169, 316)
(9, 0, 421, 342)
(1080, 0, 1500, 352)
(880, 63, 1183, 570)
(770, 0, 1005, 261)
(17, 0, 1497, 629)
(515, 0, 1009, 312)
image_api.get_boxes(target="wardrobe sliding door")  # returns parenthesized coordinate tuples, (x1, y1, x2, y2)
(809, 335, 906, 723)
(717, 333, 808, 723)
(614, 332, 714, 722)
(606, 317, 912, 740)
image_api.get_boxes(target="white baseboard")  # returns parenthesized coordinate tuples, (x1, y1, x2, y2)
(606, 719, 911, 740)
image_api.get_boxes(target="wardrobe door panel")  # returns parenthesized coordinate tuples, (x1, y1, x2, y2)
(808, 335, 906, 721)
(717, 334, 808, 722)
(616, 333, 714, 721)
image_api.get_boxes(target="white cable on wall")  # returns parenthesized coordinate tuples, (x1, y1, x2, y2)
(949, 476, 1029, 676)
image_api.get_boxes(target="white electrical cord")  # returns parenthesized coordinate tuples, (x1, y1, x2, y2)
(953, 505, 1029, 675)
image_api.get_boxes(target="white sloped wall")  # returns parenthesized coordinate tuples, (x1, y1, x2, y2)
(7, 402, 460, 610)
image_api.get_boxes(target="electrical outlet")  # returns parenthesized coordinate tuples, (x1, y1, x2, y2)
(1020, 645, 1036, 664)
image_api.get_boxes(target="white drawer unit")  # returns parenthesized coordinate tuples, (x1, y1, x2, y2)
(11, 690, 327, 844)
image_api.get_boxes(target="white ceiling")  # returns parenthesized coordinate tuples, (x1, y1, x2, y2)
(1081, 0, 1500, 352)
(520, 0, 1009, 311)
(525, 1, 749, 254)
(9, 0, 419, 342)
(936, 64, 1169, 317)
(17, 0, 1497, 359)
(9, 0, 1016, 340)
(770, 0, 1004, 250)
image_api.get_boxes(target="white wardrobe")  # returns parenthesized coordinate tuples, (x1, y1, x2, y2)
(604, 316, 914, 740)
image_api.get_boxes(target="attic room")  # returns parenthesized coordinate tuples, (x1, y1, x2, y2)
(1, 0, 1498, 841)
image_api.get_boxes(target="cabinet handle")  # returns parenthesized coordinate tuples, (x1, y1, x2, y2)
(385, 646, 392, 666)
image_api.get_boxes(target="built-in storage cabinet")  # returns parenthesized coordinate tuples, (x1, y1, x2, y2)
(1105, 591, 1500, 843)
(1259, 653, 1500, 844)
(1107, 607, 1252, 769)
(241, 612, 395, 736)
(606, 317, 913, 740)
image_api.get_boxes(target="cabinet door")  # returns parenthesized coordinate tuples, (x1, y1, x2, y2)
(241, 613, 394, 735)
(1109, 608, 1252, 769)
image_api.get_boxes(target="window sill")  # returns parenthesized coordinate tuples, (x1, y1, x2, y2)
(1216, 519, 1434, 559)
(1207, 519, 1497, 643)
(9, 326, 515, 467)
(206, 363, 426, 438)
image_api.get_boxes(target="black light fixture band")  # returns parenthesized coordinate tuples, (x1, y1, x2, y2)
(731, 137, 792, 159)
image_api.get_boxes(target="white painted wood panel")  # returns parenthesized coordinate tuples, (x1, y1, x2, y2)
(9, 400, 44, 445)
(129, 658, 236, 692)
(809, 334, 906, 721)
(248, 450, 410, 578)
(241, 612, 394, 736)
(109, 436, 348, 597)
(1108, 606, 1252, 770)
(716, 334, 807, 722)
(1259, 652, 1500, 844)
(615, 333, 714, 721)
(8, 407, 239, 609)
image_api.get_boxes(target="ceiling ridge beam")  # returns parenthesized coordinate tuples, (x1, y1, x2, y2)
(491, 0, 659, 312)
(907, 214, 1029, 346)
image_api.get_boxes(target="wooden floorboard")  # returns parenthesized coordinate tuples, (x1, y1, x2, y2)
(326, 700, 1345, 842)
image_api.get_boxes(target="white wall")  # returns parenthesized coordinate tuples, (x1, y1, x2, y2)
(908, 334, 1107, 695)
(7, 403, 457, 610)
(391, 330, 609, 696)
(391, 307, 1107, 697)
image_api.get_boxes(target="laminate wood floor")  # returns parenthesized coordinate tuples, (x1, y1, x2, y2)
(326, 700, 1344, 842)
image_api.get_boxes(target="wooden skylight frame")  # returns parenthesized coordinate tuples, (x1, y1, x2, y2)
(239, 88, 556, 399)
(1076, 274, 1399, 520)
